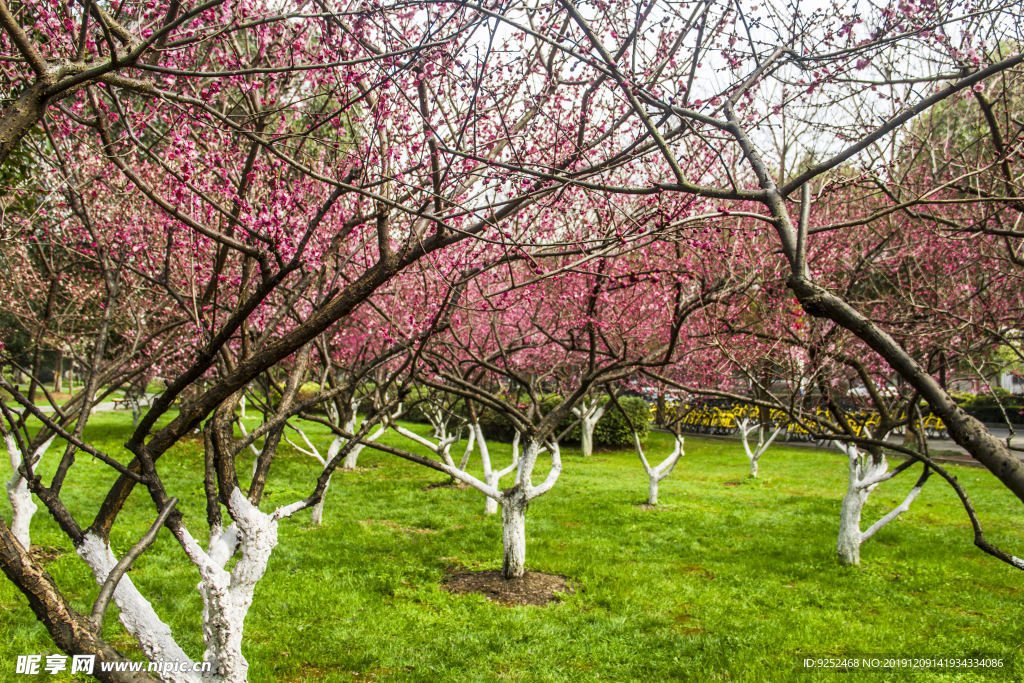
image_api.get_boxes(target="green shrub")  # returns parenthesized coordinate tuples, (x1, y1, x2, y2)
(951, 390, 1024, 424)
(477, 406, 519, 442)
(594, 396, 650, 447)
(477, 394, 651, 448)
(296, 381, 322, 403)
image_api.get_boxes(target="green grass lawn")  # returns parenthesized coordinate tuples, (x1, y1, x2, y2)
(1, 412, 1022, 682)
(0, 386, 126, 406)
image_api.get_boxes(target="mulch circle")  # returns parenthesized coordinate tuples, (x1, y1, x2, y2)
(442, 570, 574, 606)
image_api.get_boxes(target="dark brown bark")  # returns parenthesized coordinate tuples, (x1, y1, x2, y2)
(52, 348, 63, 394)
(0, 80, 49, 168)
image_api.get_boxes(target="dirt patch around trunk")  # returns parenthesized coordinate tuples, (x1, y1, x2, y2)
(442, 570, 574, 606)
(423, 480, 471, 491)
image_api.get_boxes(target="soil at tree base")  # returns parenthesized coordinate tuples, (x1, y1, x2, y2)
(441, 570, 574, 606)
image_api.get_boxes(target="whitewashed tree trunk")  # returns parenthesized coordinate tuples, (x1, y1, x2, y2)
(310, 438, 342, 525)
(4, 434, 54, 549)
(173, 488, 283, 683)
(476, 424, 518, 515)
(339, 405, 395, 471)
(458, 426, 476, 471)
(571, 399, 606, 457)
(497, 436, 561, 578)
(77, 531, 202, 683)
(97, 476, 319, 683)
(738, 418, 782, 478)
(631, 432, 684, 505)
(477, 423, 498, 515)
(836, 448, 872, 564)
(339, 404, 359, 468)
(647, 476, 661, 506)
(501, 490, 527, 578)
(386, 423, 559, 580)
(836, 443, 930, 565)
(340, 440, 365, 470)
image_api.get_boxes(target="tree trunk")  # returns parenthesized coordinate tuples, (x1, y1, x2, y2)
(6, 472, 36, 549)
(835, 446, 884, 566)
(192, 489, 277, 683)
(53, 348, 63, 394)
(77, 532, 199, 682)
(6, 474, 36, 549)
(837, 481, 867, 565)
(341, 442, 365, 470)
(501, 491, 528, 579)
(476, 423, 500, 515)
(484, 472, 499, 515)
(6, 434, 35, 548)
(312, 438, 344, 524)
(580, 420, 595, 457)
(341, 409, 361, 469)
(648, 476, 659, 506)
(749, 457, 759, 478)
(5, 434, 53, 550)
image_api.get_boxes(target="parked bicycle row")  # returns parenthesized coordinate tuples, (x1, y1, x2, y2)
(656, 401, 949, 443)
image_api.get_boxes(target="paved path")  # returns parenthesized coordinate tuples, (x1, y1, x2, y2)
(29, 395, 157, 414)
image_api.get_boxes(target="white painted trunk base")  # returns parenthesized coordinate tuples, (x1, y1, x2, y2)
(501, 496, 527, 579)
(580, 425, 594, 458)
(6, 474, 36, 550)
(837, 479, 870, 565)
(77, 532, 201, 683)
(311, 438, 344, 525)
(572, 401, 605, 458)
(648, 477, 659, 506)
(632, 433, 684, 506)
(5, 434, 54, 549)
(180, 489, 278, 683)
(738, 419, 781, 479)
(835, 444, 929, 565)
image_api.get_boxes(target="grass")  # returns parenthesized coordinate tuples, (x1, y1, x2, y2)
(1, 411, 1023, 682)
(0, 385, 128, 406)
